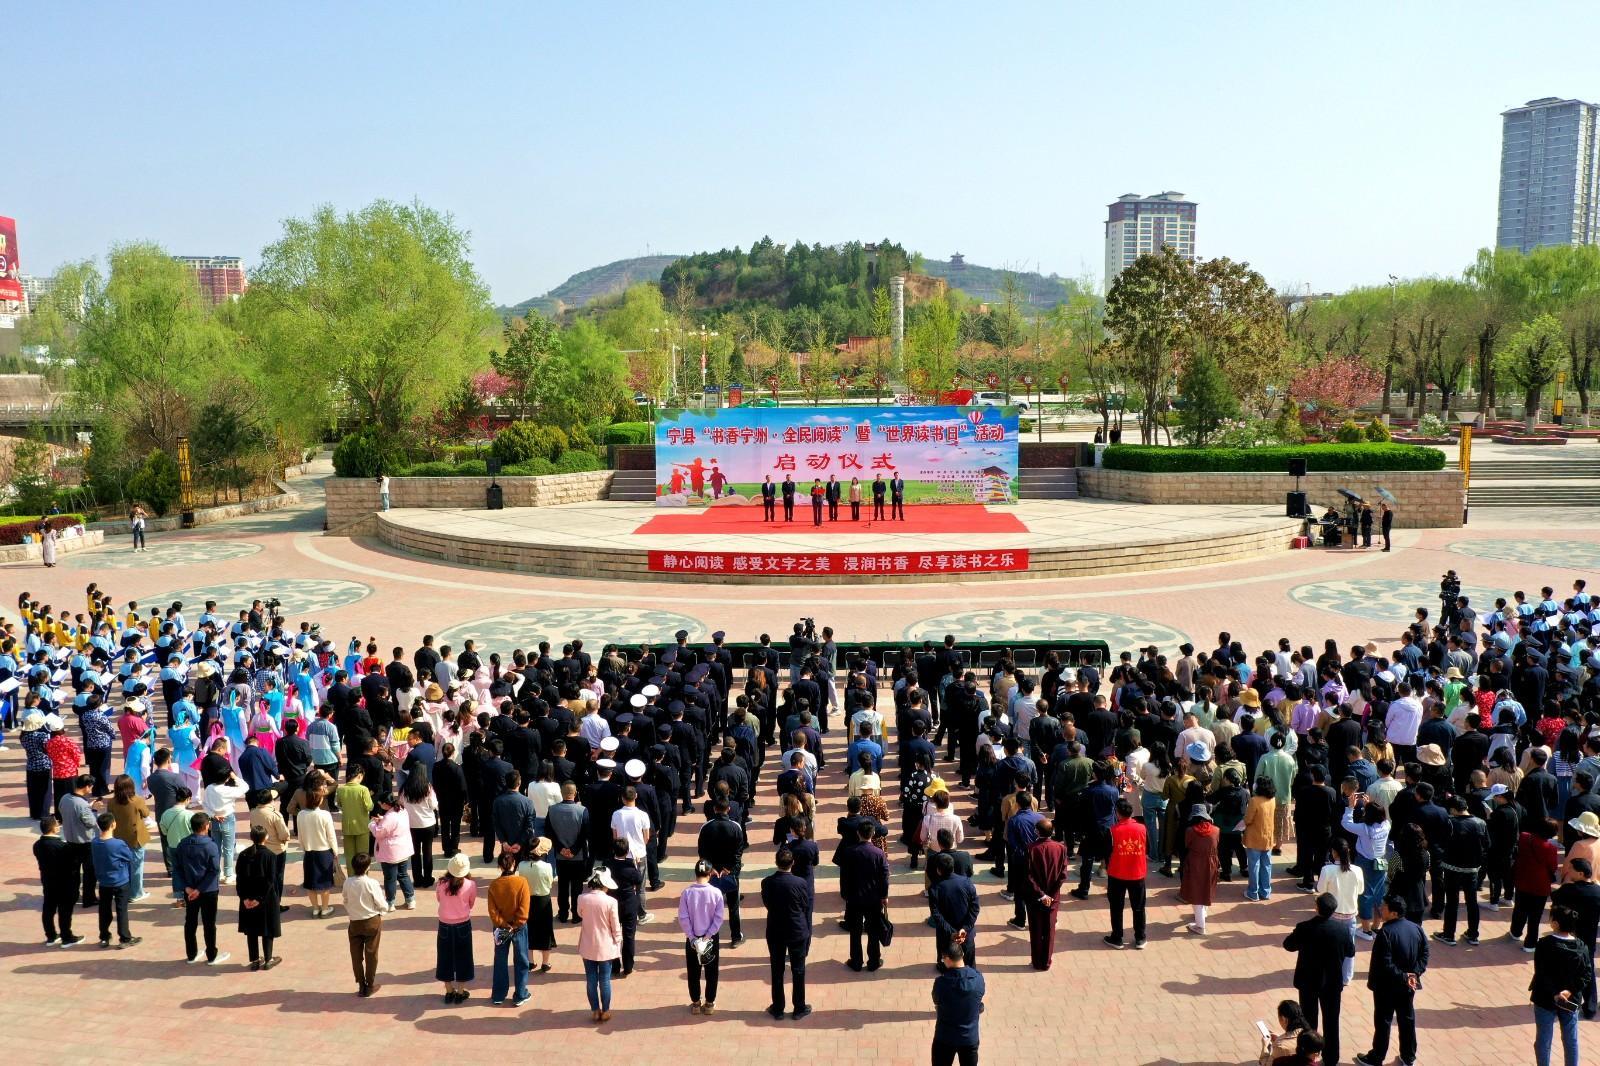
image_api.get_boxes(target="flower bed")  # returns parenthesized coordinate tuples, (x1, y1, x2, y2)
(0, 513, 89, 546)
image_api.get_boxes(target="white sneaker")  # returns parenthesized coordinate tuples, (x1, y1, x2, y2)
(638, 911, 655, 924)
(208, 952, 231, 966)
(400, 899, 415, 911)
(131, 894, 150, 903)
(188, 954, 202, 964)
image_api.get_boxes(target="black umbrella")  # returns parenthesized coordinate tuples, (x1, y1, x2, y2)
(1337, 488, 1363, 503)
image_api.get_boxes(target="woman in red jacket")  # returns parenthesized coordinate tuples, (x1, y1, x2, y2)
(1511, 817, 1561, 950)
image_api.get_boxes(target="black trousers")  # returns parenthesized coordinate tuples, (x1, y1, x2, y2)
(931, 1041, 979, 1066)
(247, 932, 276, 963)
(26, 768, 52, 822)
(1295, 833, 1328, 885)
(828, 500, 839, 520)
(763, 499, 775, 521)
(845, 901, 884, 966)
(42, 880, 75, 940)
(850, 501, 860, 520)
(891, 498, 905, 519)
(811, 500, 823, 526)
(98, 883, 130, 942)
(272, 851, 287, 901)
(439, 804, 462, 857)
(767, 938, 808, 1011)
(52, 777, 76, 820)
(1367, 988, 1417, 1065)
(1440, 867, 1479, 939)
(686, 936, 719, 1003)
(64, 841, 97, 906)
(410, 826, 436, 886)
(619, 909, 638, 973)
(873, 499, 885, 519)
(783, 499, 794, 520)
(1510, 891, 1548, 948)
(556, 859, 586, 920)
(720, 875, 742, 941)
(1107, 876, 1146, 943)
(184, 890, 220, 961)
(1006, 861, 1028, 923)
(1298, 985, 1342, 1066)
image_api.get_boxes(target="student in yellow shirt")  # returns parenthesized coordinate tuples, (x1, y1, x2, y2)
(125, 601, 141, 630)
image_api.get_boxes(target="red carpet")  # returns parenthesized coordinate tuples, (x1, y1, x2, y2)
(632, 503, 1028, 535)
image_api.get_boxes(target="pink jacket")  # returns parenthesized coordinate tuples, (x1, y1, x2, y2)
(576, 889, 622, 961)
(370, 809, 414, 864)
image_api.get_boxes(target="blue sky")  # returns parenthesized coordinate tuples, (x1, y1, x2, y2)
(12, 2, 1598, 303)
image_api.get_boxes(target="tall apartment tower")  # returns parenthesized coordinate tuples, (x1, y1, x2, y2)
(1103, 192, 1197, 289)
(172, 255, 249, 304)
(1497, 97, 1600, 252)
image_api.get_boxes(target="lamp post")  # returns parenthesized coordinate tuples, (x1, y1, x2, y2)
(1457, 412, 1475, 525)
(176, 435, 196, 529)
(697, 324, 718, 408)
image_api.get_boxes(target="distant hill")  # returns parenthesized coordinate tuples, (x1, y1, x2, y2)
(919, 256, 1079, 309)
(501, 255, 682, 318)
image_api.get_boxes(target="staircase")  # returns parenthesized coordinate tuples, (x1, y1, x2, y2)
(1018, 467, 1079, 500)
(1468, 456, 1600, 507)
(607, 469, 658, 502)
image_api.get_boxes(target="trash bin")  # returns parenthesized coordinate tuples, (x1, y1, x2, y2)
(486, 483, 504, 510)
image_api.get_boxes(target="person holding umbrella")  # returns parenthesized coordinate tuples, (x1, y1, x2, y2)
(1377, 489, 1398, 552)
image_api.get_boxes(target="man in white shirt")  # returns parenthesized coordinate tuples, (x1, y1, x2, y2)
(1385, 683, 1425, 762)
(342, 852, 387, 997)
(201, 776, 250, 884)
(1174, 713, 1216, 760)
(579, 702, 612, 747)
(610, 786, 654, 920)
(850, 703, 885, 743)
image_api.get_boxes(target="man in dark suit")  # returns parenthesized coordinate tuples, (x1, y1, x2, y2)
(762, 847, 812, 1019)
(837, 821, 891, 970)
(761, 476, 777, 522)
(489, 771, 538, 860)
(825, 475, 841, 521)
(871, 474, 887, 520)
(1284, 892, 1356, 1066)
(929, 850, 979, 967)
(889, 472, 906, 520)
(781, 475, 796, 522)
(697, 799, 748, 946)
(1355, 896, 1428, 1066)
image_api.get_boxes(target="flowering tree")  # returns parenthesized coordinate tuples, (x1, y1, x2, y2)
(1287, 355, 1383, 434)
(471, 369, 515, 403)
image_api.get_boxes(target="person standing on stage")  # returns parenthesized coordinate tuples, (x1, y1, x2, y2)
(761, 476, 777, 522)
(781, 475, 796, 522)
(826, 475, 841, 521)
(1380, 502, 1395, 552)
(890, 471, 906, 520)
(810, 479, 825, 528)
(849, 477, 862, 521)
(872, 474, 887, 520)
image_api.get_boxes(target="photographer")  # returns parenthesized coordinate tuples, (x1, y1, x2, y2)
(788, 622, 818, 687)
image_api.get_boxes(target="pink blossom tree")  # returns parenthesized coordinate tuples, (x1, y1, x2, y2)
(1287, 356, 1383, 434)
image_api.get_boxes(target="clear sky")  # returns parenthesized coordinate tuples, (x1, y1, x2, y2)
(12, 2, 1598, 304)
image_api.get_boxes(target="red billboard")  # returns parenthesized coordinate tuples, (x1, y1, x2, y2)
(648, 549, 1029, 576)
(0, 217, 19, 303)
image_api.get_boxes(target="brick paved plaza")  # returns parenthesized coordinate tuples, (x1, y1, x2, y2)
(2, 473, 1592, 1065)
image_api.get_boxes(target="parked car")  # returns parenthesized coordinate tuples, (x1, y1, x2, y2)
(974, 391, 1030, 412)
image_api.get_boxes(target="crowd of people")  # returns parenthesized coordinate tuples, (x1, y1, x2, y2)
(11, 574, 1600, 1065)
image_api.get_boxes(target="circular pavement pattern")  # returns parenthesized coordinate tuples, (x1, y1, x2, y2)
(437, 608, 708, 652)
(143, 578, 371, 617)
(1288, 578, 1501, 624)
(63, 540, 262, 570)
(1447, 538, 1600, 572)
(903, 609, 1190, 655)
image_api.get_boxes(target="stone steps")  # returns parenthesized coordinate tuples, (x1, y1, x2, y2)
(608, 470, 657, 502)
(1018, 467, 1079, 499)
(1470, 484, 1600, 507)
(1470, 460, 1600, 480)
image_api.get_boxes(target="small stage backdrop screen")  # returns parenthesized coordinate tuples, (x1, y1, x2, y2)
(653, 405, 1020, 507)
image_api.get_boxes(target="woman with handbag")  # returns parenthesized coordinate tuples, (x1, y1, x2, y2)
(486, 851, 531, 1007)
(676, 860, 726, 1015)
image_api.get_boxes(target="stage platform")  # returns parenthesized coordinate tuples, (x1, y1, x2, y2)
(371, 499, 1303, 584)
(633, 503, 1028, 536)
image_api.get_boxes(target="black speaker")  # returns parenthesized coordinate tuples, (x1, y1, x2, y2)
(1288, 458, 1307, 478)
(1287, 491, 1307, 517)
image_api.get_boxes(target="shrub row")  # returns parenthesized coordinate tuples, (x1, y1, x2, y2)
(391, 451, 605, 478)
(1101, 443, 1445, 473)
(0, 514, 90, 546)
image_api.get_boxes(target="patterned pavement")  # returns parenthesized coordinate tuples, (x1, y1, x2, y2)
(2, 480, 1595, 1064)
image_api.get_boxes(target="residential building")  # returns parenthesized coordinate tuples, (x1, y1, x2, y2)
(1103, 192, 1197, 289)
(1496, 96, 1600, 252)
(173, 255, 248, 304)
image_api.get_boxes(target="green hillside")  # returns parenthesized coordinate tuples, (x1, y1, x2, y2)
(919, 256, 1079, 309)
(501, 254, 682, 318)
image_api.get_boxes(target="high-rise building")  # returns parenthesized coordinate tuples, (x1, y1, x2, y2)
(173, 255, 248, 304)
(1103, 192, 1197, 289)
(1496, 97, 1600, 252)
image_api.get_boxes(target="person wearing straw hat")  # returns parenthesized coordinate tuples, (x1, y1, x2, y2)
(1564, 812, 1600, 884)
(435, 852, 477, 1004)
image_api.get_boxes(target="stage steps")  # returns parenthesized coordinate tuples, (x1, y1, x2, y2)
(608, 470, 657, 502)
(1470, 458, 1600, 480)
(1018, 467, 1079, 499)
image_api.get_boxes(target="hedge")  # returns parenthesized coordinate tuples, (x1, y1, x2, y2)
(391, 451, 603, 478)
(603, 421, 652, 446)
(0, 514, 89, 546)
(1101, 443, 1446, 473)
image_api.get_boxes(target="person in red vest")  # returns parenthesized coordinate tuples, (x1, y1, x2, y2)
(1022, 818, 1069, 970)
(1105, 798, 1149, 949)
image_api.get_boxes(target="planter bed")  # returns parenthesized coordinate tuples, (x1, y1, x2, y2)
(1489, 435, 1566, 445)
(1392, 436, 1453, 445)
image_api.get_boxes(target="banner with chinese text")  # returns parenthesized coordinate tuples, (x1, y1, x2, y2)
(654, 405, 1019, 507)
(648, 549, 1029, 576)
(0, 217, 21, 303)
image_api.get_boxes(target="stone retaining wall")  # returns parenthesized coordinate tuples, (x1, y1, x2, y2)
(325, 472, 614, 533)
(89, 488, 303, 536)
(1078, 468, 1465, 527)
(0, 528, 103, 563)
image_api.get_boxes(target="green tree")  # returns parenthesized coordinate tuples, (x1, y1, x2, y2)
(190, 391, 269, 501)
(19, 260, 100, 374)
(1191, 257, 1287, 413)
(1497, 313, 1567, 429)
(125, 449, 182, 515)
(537, 319, 630, 429)
(1104, 247, 1203, 444)
(491, 313, 558, 420)
(74, 243, 230, 454)
(8, 436, 56, 514)
(246, 200, 493, 439)
(1174, 350, 1238, 446)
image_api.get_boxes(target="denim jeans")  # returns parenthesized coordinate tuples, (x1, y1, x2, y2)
(381, 860, 414, 905)
(1246, 848, 1272, 899)
(1355, 852, 1386, 921)
(492, 925, 529, 1003)
(127, 847, 145, 898)
(584, 958, 613, 1010)
(214, 817, 237, 880)
(1333, 913, 1356, 984)
(1142, 796, 1166, 860)
(1534, 1003, 1579, 1066)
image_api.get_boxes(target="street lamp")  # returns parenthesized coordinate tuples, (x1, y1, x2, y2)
(697, 324, 719, 408)
(1457, 411, 1476, 525)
